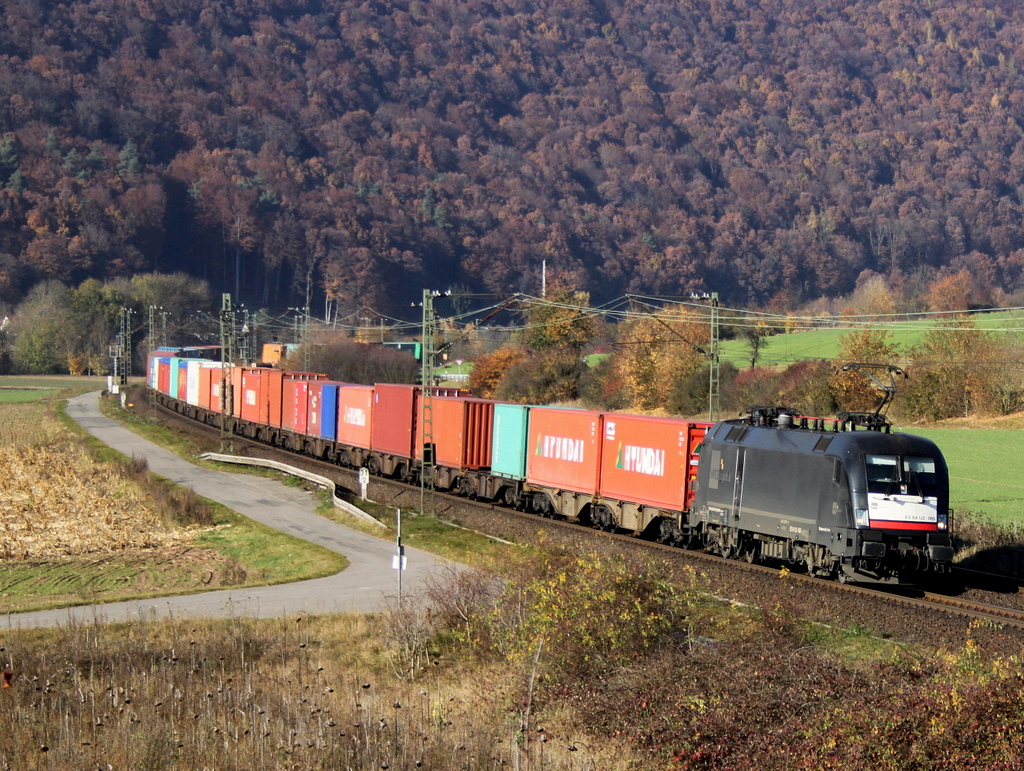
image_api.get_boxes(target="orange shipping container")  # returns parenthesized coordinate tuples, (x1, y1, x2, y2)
(261, 368, 285, 426)
(198, 366, 214, 411)
(598, 415, 711, 512)
(525, 408, 603, 494)
(414, 397, 495, 469)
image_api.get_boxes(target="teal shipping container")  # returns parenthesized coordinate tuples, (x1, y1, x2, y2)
(491, 403, 530, 479)
(169, 357, 182, 398)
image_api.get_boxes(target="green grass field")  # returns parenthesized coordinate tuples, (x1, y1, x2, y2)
(0, 387, 60, 403)
(0, 374, 103, 402)
(903, 426, 1024, 528)
(718, 308, 1024, 369)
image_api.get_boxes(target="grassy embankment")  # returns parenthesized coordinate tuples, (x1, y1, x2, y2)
(0, 376, 348, 613)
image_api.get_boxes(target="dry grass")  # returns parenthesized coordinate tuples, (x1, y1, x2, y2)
(0, 392, 345, 613)
(0, 445, 201, 560)
(0, 401, 67, 448)
(0, 611, 618, 771)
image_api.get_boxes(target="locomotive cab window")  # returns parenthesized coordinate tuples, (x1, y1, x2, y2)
(903, 456, 939, 498)
(865, 454, 939, 497)
(865, 455, 899, 494)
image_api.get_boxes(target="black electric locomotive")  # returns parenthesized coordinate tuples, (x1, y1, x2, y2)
(691, 407, 954, 583)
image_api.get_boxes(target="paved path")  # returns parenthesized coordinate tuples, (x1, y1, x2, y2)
(1, 392, 454, 629)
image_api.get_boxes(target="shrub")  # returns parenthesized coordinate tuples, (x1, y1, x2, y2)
(495, 347, 586, 404)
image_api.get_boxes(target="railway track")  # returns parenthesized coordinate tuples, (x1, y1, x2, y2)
(139, 393, 1024, 648)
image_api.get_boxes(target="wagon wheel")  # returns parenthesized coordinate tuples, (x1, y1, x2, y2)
(592, 504, 615, 531)
(532, 492, 552, 516)
(458, 477, 476, 499)
(657, 518, 681, 546)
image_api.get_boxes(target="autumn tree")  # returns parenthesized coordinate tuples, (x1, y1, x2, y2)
(925, 270, 974, 313)
(299, 338, 419, 384)
(469, 346, 527, 399)
(612, 304, 710, 412)
(494, 347, 587, 405)
(828, 329, 902, 414)
(9, 281, 73, 373)
(520, 285, 596, 353)
(900, 317, 997, 421)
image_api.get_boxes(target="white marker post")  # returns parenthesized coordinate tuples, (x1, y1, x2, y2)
(358, 467, 370, 500)
(392, 508, 407, 606)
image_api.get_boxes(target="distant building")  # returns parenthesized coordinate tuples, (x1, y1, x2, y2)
(262, 343, 298, 365)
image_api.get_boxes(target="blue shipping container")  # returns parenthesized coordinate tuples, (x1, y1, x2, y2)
(320, 383, 340, 441)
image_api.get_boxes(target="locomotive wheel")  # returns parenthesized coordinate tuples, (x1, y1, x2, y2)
(743, 547, 757, 564)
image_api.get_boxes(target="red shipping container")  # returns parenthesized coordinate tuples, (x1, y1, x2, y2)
(414, 397, 495, 469)
(176, 362, 188, 401)
(371, 383, 418, 457)
(210, 368, 223, 413)
(209, 366, 241, 414)
(230, 366, 245, 417)
(157, 360, 171, 396)
(282, 378, 310, 434)
(240, 369, 263, 423)
(307, 381, 324, 437)
(598, 415, 711, 511)
(337, 385, 374, 449)
(526, 408, 603, 494)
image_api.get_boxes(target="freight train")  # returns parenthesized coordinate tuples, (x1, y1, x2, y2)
(147, 354, 954, 584)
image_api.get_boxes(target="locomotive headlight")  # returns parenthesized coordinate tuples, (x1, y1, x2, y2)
(937, 511, 949, 531)
(854, 508, 870, 528)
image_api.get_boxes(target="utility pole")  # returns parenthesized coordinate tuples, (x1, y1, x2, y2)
(147, 305, 160, 407)
(708, 292, 720, 422)
(242, 309, 258, 364)
(219, 293, 236, 453)
(113, 306, 133, 389)
(303, 305, 310, 370)
(291, 307, 311, 369)
(147, 305, 156, 361)
(420, 289, 438, 516)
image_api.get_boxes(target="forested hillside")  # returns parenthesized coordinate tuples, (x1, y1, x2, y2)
(3, 0, 1024, 315)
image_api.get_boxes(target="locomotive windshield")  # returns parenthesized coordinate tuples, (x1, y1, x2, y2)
(865, 454, 939, 498)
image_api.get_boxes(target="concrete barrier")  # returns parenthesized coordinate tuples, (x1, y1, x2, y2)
(199, 453, 388, 529)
